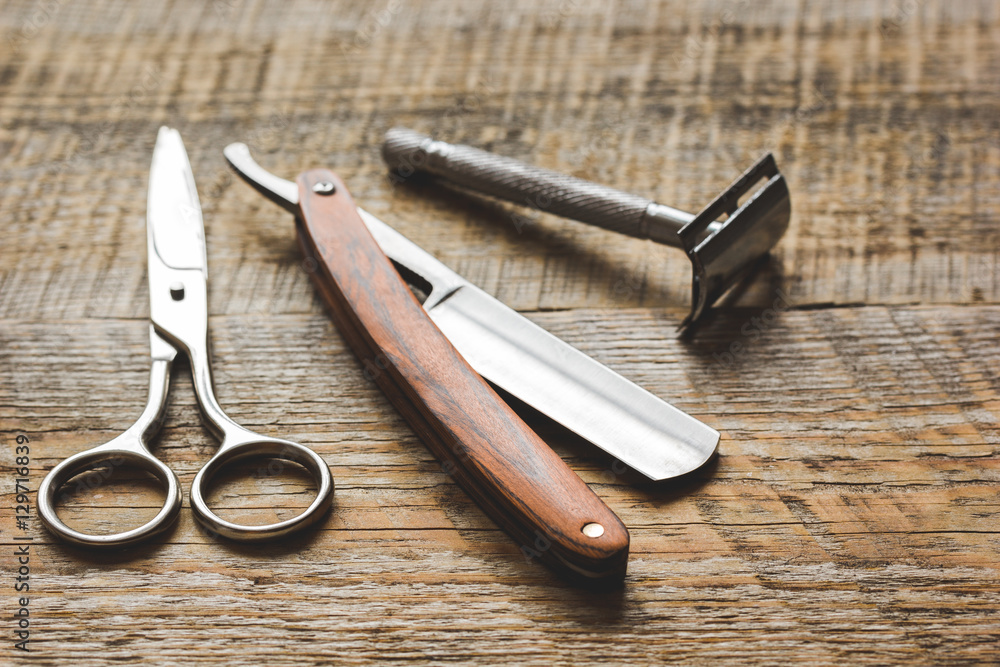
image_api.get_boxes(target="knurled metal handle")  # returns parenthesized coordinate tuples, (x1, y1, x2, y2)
(383, 128, 655, 239)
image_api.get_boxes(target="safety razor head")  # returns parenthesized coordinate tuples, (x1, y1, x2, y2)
(677, 153, 790, 327)
(380, 129, 792, 329)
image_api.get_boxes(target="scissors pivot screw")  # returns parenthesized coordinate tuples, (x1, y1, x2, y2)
(169, 282, 185, 300)
(312, 181, 336, 195)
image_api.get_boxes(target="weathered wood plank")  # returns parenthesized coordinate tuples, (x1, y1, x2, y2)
(1, 0, 999, 663)
(2, 306, 999, 663)
(2, 1, 999, 321)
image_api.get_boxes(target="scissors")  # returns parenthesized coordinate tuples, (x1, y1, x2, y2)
(38, 127, 335, 548)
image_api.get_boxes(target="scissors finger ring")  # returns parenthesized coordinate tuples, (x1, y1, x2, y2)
(37, 335, 182, 548)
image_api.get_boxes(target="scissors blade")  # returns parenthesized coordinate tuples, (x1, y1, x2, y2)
(147, 127, 207, 276)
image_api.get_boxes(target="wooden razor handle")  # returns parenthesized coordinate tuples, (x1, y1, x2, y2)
(295, 169, 629, 581)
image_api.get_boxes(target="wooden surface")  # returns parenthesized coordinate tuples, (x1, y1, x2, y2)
(1, 0, 998, 664)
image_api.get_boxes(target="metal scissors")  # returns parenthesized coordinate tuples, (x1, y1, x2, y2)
(38, 127, 335, 547)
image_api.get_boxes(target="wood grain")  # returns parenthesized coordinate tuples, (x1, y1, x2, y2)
(1, 0, 998, 664)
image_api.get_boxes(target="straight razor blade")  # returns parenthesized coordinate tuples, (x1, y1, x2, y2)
(359, 210, 719, 481)
(222, 144, 719, 481)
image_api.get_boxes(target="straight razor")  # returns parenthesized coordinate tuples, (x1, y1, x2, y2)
(225, 143, 719, 482)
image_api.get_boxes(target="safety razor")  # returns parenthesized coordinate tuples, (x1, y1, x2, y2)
(382, 128, 791, 326)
